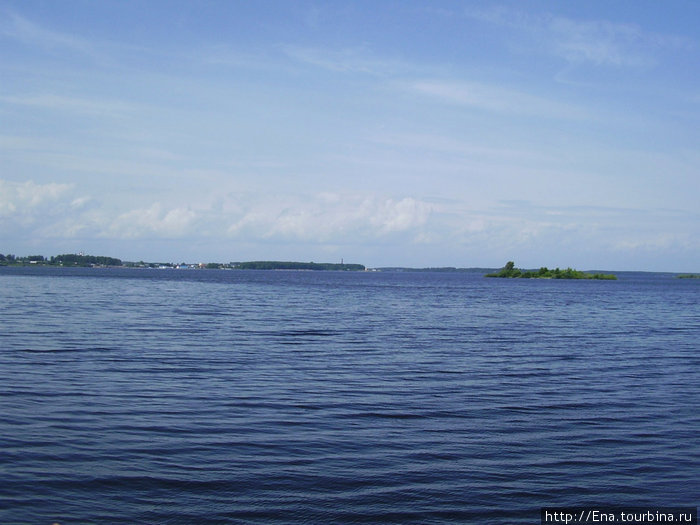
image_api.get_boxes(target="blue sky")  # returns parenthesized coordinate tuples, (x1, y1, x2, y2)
(1, 1, 698, 271)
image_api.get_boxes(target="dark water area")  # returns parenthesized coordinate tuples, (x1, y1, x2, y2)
(1, 267, 698, 524)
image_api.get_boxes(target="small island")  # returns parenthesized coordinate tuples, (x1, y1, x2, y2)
(677, 274, 700, 279)
(485, 261, 617, 280)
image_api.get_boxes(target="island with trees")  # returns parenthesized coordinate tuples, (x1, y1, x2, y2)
(485, 261, 617, 280)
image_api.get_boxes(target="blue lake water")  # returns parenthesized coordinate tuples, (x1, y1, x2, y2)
(0, 267, 698, 524)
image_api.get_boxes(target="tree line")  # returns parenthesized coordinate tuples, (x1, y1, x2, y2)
(0, 253, 122, 267)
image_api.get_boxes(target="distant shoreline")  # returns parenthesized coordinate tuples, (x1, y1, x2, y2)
(0, 254, 365, 271)
(1, 253, 696, 275)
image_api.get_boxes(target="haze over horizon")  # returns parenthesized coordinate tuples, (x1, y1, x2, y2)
(2, 1, 698, 272)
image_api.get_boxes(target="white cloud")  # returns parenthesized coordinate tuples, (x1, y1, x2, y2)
(231, 193, 434, 242)
(0, 179, 200, 241)
(0, 179, 73, 218)
(69, 196, 91, 209)
(108, 203, 198, 239)
(370, 197, 432, 234)
(1, 176, 696, 270)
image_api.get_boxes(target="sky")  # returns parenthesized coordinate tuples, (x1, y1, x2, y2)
(1, 1, 698, 271)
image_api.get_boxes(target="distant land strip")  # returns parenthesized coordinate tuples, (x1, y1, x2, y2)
(1, 254, 696, 277)
(0, 253, 365, 271)
(233, 261, 365, 271)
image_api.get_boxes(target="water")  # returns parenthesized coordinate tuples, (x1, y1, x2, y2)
(1, 267, 698, 524)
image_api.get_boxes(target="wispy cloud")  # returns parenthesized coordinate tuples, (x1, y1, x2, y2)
(193, 44, 282, 72)
(1, 94, 136, 117)
(369, 132, 547, 162)
(464, 5, 690, 67)
(1, 10, 164, 68)
(283, 45, 409, 76)
(407, 79, 589, 119)
(547, 16, 648, 66)
(1, 11, 98, 58)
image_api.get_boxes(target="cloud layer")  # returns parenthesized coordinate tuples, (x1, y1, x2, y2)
(2, 177, 696, 270)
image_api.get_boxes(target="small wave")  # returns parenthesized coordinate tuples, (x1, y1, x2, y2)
(274, 329, 339, 337)
(342, 411, 429, 420)
(18, 347, 114, 354)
